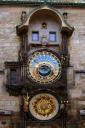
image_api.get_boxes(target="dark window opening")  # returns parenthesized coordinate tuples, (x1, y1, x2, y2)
(10, 69, 17, 85)
(32, 31, 39, 41)
(49, 32, 56, 42)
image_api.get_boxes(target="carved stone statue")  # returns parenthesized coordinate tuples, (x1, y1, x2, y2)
(21, 11, 27, 23)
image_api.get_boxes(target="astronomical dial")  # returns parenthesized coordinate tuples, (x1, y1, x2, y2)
(27, 51, 61, 84)
(29, 93, 59, 120)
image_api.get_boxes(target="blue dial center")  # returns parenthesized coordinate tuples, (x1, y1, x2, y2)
(38, 65, 51, 76)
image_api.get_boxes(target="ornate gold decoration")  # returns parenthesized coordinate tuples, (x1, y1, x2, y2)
(29, 93, 59, 120)
(23, 93, 29, 112)
(27, 51, 61, 84)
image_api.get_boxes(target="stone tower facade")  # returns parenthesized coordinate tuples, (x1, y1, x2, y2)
(0, 1, 85, 128)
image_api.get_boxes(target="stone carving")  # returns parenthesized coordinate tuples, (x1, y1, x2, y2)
(21, 11, 27, 23)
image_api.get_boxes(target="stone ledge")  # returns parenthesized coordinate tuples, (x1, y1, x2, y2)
(0, 1, 85, 8)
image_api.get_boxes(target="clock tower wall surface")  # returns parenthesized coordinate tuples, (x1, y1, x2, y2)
(0, 2, 85, 128)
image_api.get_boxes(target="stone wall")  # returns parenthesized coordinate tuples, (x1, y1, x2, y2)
(0, 5, 85, 121)
(66, 8, 85, 110)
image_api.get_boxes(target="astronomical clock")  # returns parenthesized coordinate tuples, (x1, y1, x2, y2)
(27, 51, 61, 85)
(5, 6, 74, 127)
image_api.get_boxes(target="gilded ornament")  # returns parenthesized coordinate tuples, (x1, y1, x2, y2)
(29, 93, 59, 120)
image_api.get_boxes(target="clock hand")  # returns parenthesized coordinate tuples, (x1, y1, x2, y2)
(34, 60, 39, 64)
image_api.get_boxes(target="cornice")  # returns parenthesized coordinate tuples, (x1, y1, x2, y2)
(0, 1, 85, 8)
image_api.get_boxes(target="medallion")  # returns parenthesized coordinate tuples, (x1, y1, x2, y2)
(29, 93, 59, 120)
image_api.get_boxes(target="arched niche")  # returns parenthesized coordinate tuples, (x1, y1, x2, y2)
(28, 8, 62, 45)
(17, 6, 74, 37)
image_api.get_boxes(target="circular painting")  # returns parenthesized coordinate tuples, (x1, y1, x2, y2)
(27, 51, 61, 84)
(29, 93, 59, 120)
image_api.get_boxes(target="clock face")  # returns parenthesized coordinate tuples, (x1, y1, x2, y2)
(29, 93, 59, 120)
(27, 51, 61, 84)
